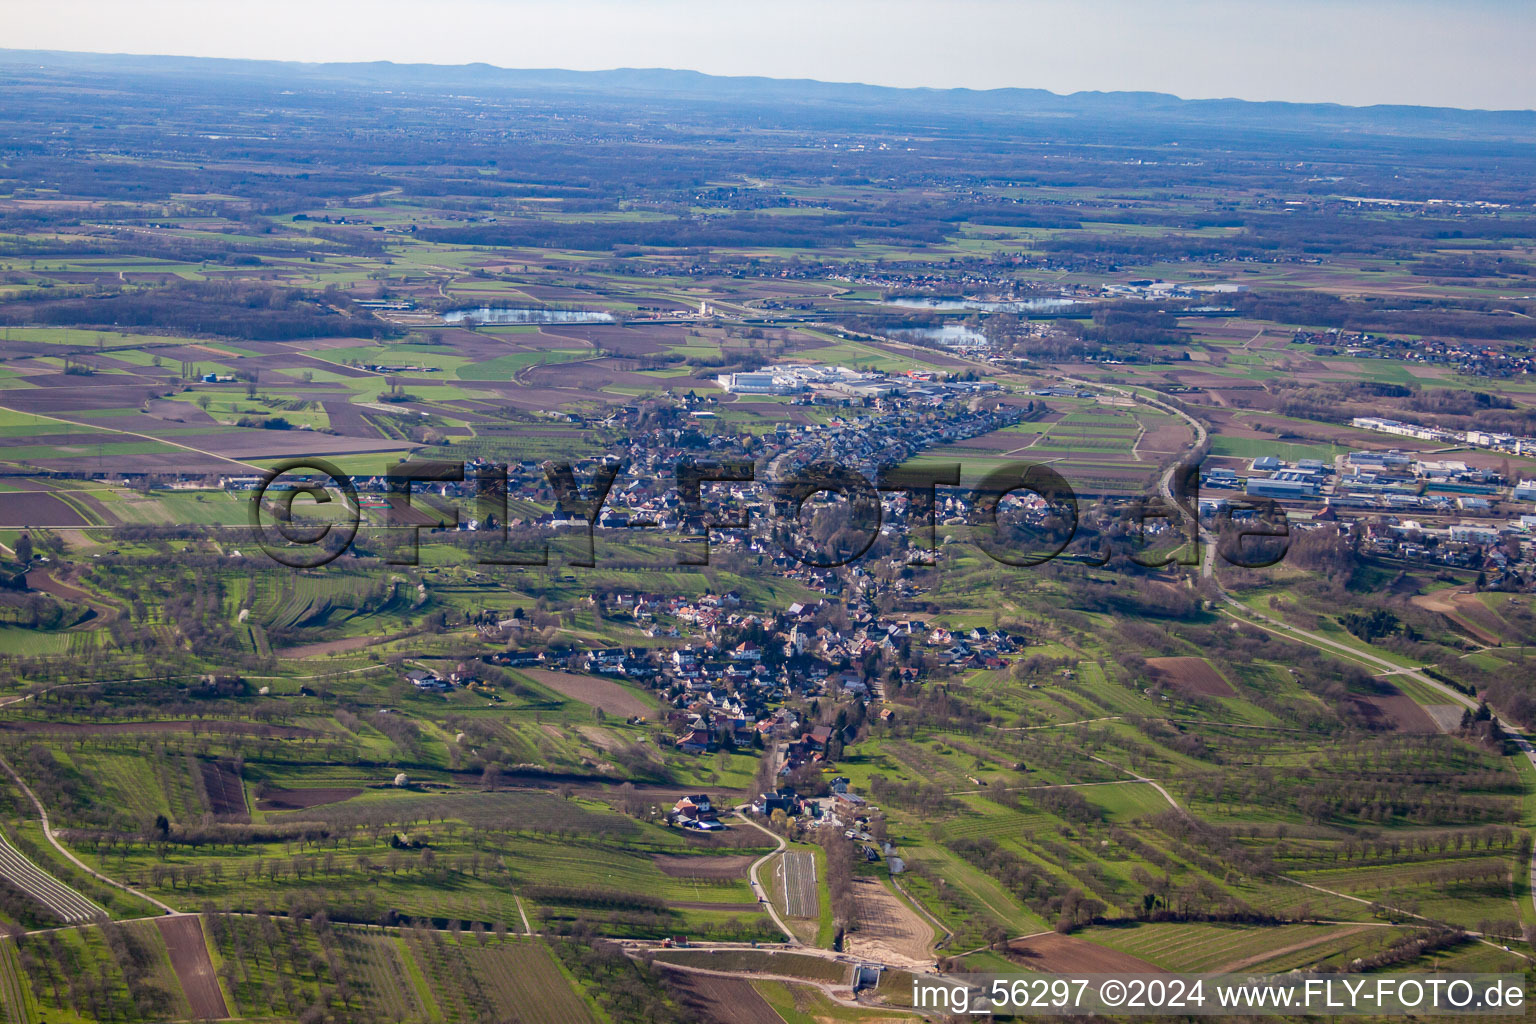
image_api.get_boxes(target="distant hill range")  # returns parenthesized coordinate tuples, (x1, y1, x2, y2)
(3, 47, 1533, 139)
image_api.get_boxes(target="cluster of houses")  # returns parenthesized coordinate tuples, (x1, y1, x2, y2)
(1348, 516, 1531, 578)
(1296, 329, 1536, 379)
(226, 377, 1033, 549)
(664, 785, 881, 859)
(717, 363, 1003, 401)
(403, 662, 482, 693)
(1263, 513, 1529, 582)
(750, 777, 885, 855)
(664, 785, 882, 852)
(488, 589, 1026, 758)
(667, 793, 726, 831)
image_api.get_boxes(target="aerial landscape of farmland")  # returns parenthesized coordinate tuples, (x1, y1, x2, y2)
(0, 3, 1535, 1021)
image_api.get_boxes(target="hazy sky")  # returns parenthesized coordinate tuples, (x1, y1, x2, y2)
(9, 0, 1535, 110)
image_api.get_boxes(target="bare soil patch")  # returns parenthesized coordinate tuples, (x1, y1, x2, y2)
(653, 949, 848, 983)
(521, 360, 670, 394)
(25, 569, 99, 606)
(58, 490, 121, 526)
(1007, 932, 1166, 973)
(0, 384, 159, 413)
(157, 916, 228, 1020)
(1347, 693, 1439, 734)
(1146, 657, 1236, 697)
(1139, 420, 1195, 455)
(256, 787, 362, 811)
(654, 854, 755, 880)
(657, 968, 784, 1024)
(1423, 705, 1464, 732)
(846, 876, 935, 968)
(27, 452, 241, 475)
(198, 759, 249, 820)
(145, 399, 215, 424)
(187, 429, 416, 459)
(22, 371, 160, 389)
(460, 381, 626, 412)
(1411, 589, 1504, 646)
(0, 432, 131, 449)
(0, 492, 87, 527)
(669, 901, 762, 912)
(321, 400, 384, 438)
(275, 635, 382, 658)
(520, 668, 652, 718)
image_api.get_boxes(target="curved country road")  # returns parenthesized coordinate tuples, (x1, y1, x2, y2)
(736, 809, 798, 945)
(1066, 373, 1536, 917)
(0, 753, 178, 915)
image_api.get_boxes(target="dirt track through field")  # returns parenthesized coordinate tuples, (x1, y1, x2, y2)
(157, 916, 228, 1020)
(1214, 924, 1369, 972)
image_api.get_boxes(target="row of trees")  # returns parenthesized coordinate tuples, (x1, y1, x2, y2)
(0, 280, 396, 341)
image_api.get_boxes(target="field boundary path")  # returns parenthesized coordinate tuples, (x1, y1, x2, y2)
(889, 872, 952, 949)
(0, 752, 177, 915)
(0, 402, 260, 472)
(1210, 575, 1536, 918)
(516, 895, 533, 936)
(1087, 754, 1187, 816)
(1067, 372, 1536, 921)
(1273, 875, 1529, 960)
(0, 829, 101, 923)
(735, 810, 797, 944)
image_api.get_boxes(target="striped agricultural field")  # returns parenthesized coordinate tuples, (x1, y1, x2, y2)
(0, 831, 102, 923)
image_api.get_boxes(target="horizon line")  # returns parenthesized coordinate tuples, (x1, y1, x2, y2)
(4, 45, 1534, 117)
